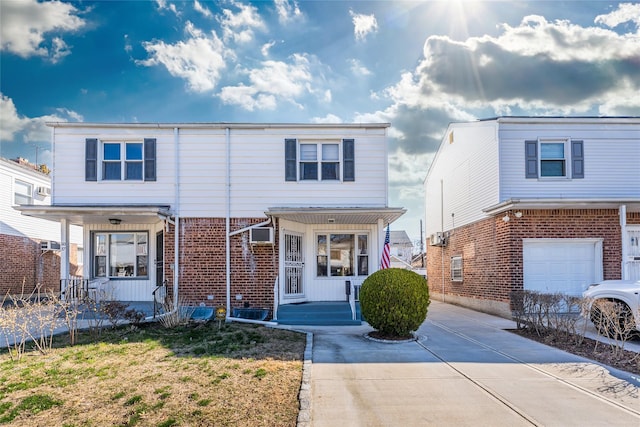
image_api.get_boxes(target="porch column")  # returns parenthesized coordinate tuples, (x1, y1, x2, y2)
(377, 218, 384, 270)
(60, 218, 70, 282)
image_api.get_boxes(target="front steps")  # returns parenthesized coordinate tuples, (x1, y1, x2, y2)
(276, 301, 362, 326)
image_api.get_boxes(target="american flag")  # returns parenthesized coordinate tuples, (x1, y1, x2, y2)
(380, 224, 390, 269)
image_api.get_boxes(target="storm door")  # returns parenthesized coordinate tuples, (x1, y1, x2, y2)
(284, 232, 304, 297)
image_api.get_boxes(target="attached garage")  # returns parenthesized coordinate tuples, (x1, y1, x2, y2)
(523, 239, 604, 296)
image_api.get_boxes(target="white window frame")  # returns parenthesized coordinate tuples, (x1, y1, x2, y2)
(299, 141, 341, 181)
(14, 179, 33, 205)
(315, 233, 369, 278)
(101, 141, 144, 181)
(93, 232, 149, 279)
(539, 138, 569, 179)
(451, 256, 463, 282)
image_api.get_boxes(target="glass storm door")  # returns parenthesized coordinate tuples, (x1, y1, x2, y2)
(284, 232, 304, 297)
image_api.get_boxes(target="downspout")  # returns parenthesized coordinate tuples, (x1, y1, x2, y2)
(225, 127, 231, 318)
(620, 204, 627, 280)
(173, 127, 180, 311)
(440, 179, 445, 302)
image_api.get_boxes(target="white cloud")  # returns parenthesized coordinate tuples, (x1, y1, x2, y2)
(137, 22, 228, 93)
(155, 0, 179, 16)
(349, 58, 372, 76)
(219, 1, 266, 44)
(261, 40, 276, 56)
(311, 114, 343, 124)
(219, 53, 318, 110)
(193, 0, 213, 19)
(1, 93, 82, 144)
(595, 3, 640, 28)
(0, 0, 85, 61)
(349, 10, 378, 41)
(274, 0, 302, 24)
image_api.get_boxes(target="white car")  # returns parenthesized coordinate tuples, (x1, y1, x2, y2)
(583, 280, 640, 336)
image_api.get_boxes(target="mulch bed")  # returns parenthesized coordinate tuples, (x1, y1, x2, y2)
(511, 328, 640, 375)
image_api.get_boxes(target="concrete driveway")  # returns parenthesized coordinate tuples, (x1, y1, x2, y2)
(297, 301, 640, 427)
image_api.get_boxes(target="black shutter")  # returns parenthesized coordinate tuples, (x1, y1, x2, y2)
(343, 139, 355, 182)
(525, 140, 538, 179)
(144, 138, 156, 181)
(285, 138, 297, 181)
(85, 138, 97, 181)
(571, 140, 584, 179)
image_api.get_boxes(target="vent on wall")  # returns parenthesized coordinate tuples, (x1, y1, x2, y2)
(250, 227, 274, 244)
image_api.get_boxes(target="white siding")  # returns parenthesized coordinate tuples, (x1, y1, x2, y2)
(499, 121, 640, 199)
(1, 159, 81, 243)
(51, 124, 389, 218)
(424, 122, 500, 236)
(52, 126, 176, 206)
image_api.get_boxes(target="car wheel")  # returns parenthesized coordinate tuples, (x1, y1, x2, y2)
(590, 300, 634, 339)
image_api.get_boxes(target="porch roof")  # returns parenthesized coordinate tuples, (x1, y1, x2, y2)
(483, 198, 640, 215)
(14, 204, 172, 225)
(265, 207, 406, 225)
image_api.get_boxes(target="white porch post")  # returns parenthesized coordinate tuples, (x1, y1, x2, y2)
(60, 218, 70, 295)
(620, 204, 627, 280)
(377, 218, 384, 271)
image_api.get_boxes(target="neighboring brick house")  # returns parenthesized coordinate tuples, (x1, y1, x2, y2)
(17, 123, 404, 321)
(423, 117, 640, 318)
(1, 157, 82, 297)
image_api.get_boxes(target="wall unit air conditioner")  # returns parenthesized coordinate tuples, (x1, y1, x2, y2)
(41, 241, 61, 251)
(250, 227, 274, 244)
(429, 232, 446, 247)
(37, 186, 51, 196)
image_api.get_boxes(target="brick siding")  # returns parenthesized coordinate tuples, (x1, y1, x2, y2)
(0, 234, 80, 297)
(163, 217, 278, 318)
(426, 208, 629, 317)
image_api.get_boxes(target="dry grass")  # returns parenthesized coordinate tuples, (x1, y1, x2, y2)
(0, 322, 305, 426)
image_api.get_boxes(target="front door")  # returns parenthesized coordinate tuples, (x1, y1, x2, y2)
(625, 226, 640, 281)
(284, 232, 304, 298)
(156, 231, 164, 287)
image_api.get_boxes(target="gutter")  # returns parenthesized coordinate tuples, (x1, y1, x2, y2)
(225, 127, 231, 319)
(173, 127, 180, 311)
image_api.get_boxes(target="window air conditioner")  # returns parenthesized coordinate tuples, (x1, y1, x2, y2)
(37, 186, 51, 196)
(429, 232, 446, 247)
(41, 241, 61, 251)
(250, 227, 274, 244)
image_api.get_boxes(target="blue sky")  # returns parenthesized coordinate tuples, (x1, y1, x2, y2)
(2, 0, 639, 245)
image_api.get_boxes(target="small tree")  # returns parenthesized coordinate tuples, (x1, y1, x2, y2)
(360, 268, 430, 338)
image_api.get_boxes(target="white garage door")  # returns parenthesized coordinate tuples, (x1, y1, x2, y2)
(523, 239, 603, 296)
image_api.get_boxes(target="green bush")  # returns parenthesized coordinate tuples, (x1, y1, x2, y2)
(360, 268, 430, 337)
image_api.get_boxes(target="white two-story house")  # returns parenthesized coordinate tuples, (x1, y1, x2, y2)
(424, 117, 640, 317)
(1, 157, 82, 296)
(17, 123, 404, 322)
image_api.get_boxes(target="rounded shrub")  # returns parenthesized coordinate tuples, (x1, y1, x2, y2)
(360, 268, 430, 337)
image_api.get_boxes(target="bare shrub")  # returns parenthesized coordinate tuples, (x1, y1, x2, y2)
(157, 296, 195, 329)
(588, 298, 637, 358)
(0, 288, 65, 360)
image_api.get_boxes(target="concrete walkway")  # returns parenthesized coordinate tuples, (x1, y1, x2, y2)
(296, 301, 640, 427)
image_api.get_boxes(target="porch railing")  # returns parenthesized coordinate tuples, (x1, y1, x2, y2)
(60, 276, 90, 301)
(152, 281, 167, 319)
(272, 276, 279, 321)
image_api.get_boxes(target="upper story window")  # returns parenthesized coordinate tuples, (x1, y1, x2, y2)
(285, 138, 355, 182)
(14, 179, 33, 205)
(316, 233, 368, 277)
(525, 139, 584, 180)
(85, 138, 156, 182)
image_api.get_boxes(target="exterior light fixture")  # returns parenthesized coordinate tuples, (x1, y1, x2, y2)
(109, 218, 122, 225)
(502, 215, 510, 222)
(514, 211, 523, 218)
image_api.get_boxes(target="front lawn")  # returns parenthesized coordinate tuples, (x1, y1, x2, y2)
(0, 322, 305, 426)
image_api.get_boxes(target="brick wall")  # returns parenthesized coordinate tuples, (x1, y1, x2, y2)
(426, 208, 627, 317)
(163, 217, 278, 318)
(0, 234, 80, 297)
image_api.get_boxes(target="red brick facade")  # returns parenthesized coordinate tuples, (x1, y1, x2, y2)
(164, 217, 278, 318)
(0, 234, 80, 297)
(426, 209, 629, 317)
